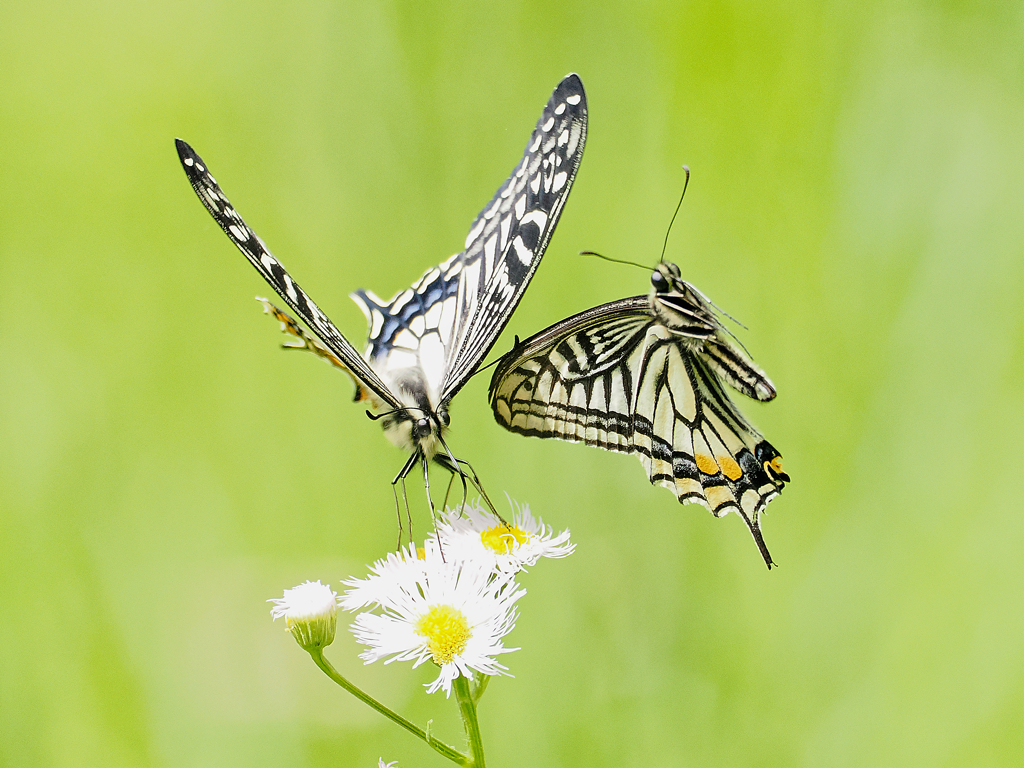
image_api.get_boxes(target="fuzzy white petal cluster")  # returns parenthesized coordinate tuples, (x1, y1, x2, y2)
(337, 500, 573, 696)
(345, 542, 524, 696)
(436, 500, 575, 573)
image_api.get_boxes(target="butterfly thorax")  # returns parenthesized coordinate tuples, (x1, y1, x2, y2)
(373, 365, 450, 458)
(649, 262, 721, 343)
(352, 278, 457, 458)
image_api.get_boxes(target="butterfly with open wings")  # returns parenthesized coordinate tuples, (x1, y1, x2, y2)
(489, 247, 788, 568)
(176, 74, 587, 517)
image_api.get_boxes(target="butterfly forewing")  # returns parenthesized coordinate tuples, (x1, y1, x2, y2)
(346, 74, 587, 406)
(441, 74, 588, 401)
(175, 139, 402, 410)
(490, 262, 788, 568)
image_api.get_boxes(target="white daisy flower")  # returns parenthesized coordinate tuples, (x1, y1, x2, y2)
(340, 543, 430, 612)
(378, 760, 398, 768)
(345, 545, 524, 697)
(268, 580, 339, 650)
(436, 499, 574, 573)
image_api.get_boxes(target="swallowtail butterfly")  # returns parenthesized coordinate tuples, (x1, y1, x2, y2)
(489, 258, 788, 568)
(176, 74, 587, 513)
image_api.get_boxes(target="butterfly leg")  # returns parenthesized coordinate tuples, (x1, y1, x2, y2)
(440, 473, 458, 513)
(418, 453, 450, 560)
(458, 460, 505, 524)
(393, 480, 416, 549)
(418, 452, 439, 521)
(257, 299, 350, 369)
(392, 452, 419, 549)
(431, 437, 473, 517)
(432, 448, 507, 526)
(441, 461, 471, 517)
(389, 482, 404, 550)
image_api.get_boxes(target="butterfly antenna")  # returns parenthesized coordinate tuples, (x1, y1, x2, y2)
(366, 405, 427, 422)
(689, 283, 749, 331)
(660, 165, 691, 263)
(579, 251, 649, 271)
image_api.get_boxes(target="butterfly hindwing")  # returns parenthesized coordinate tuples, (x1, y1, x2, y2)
(351, 255, 462, 401)
(635, 330, 782, 522)
(491, 298, 649, 451)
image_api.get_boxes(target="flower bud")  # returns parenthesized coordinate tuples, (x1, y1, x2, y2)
(269, 580, 339, 651)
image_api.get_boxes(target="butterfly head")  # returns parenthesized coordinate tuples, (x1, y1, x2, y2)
(410, 413, 432, 442)
(374, 368, 450, 458)
(650, 262, 684, 294)
(649, 261, 718, 340)
(379, 404, 448, 458)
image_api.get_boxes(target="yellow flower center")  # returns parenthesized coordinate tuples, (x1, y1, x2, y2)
(415, 604, 472, 664)
(480, 524, 530, 554)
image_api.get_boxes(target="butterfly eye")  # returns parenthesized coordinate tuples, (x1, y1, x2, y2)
(651, 270, 668, 290)
(410, 416, 433, 441)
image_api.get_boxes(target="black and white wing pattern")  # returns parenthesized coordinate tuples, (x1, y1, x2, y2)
(489, 261, 789, 568)
(353, 74, 587, 405)
(174, 142, 402, 413)
(176, 74, 587, 496)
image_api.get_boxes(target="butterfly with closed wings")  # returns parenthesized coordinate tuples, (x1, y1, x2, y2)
(489, 178, 788, 568)
(176, 74, 587, 521)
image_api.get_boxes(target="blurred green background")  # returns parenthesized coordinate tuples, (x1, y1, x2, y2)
(2, 1, 1023, 766)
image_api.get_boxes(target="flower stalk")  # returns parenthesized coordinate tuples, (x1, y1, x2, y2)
(454, 676, 486, 768)
(308, 648, 469, 766)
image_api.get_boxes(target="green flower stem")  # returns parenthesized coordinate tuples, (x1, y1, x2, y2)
(454, 676, 486, 768)
(309, 649, 469, 766)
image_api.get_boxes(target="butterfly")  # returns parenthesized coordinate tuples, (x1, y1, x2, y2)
(489, 255, 788, 568)
(176, 74, 587, 515)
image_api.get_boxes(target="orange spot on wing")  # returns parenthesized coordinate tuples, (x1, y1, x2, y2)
(695, 454, 719, 475)
(764, 455, 787, 481)
(718, 455, 743, 481)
